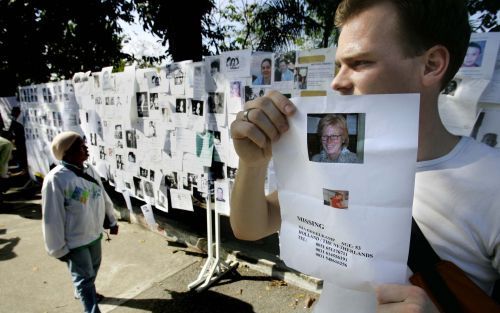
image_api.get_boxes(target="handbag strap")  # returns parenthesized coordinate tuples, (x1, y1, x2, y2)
(408, 218, 441, 272)
(62, 162, 100, 187)
(408, 218, 463, 313)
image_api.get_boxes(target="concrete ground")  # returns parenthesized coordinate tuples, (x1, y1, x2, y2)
(0, 187, 320, 313)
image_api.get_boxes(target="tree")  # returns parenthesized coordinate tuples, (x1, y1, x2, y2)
(209, 0, 341, 52)
(0, 0, 134, 96)
(134, 0, 215, 62)
(252, 0, 341, 51)
(213, 0, 499, 53)
(207, 0, 260, 52)
(468, 0, 500, 32)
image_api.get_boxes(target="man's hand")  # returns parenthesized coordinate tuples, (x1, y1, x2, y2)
(109, 224, 119, 235)
(230, 90, 295, 167)
(376, 284, 439, 313)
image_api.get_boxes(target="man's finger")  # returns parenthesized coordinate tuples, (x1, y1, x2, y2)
(243, 96, 291, 136)
(264, 90, 296, 116)
(231, 118, 268, 149)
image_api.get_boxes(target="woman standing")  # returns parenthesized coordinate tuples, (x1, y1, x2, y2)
(42, 131, 119, 313)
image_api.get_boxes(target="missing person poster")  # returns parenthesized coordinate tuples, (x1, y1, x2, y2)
(272, 94, 419, 312)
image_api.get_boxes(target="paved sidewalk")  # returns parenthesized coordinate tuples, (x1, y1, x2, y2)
(0, 190, 319, 313)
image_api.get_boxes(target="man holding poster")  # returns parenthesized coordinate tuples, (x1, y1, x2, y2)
(230, 0, 499, 312)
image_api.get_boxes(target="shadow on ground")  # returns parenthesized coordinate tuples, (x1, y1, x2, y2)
(103, 289, 257, 313)
(0, 190, 42, 220)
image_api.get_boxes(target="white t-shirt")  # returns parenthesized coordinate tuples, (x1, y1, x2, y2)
(414, 137, 500, 294)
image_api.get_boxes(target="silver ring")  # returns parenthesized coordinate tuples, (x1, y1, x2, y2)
(243, 108, 254, 122)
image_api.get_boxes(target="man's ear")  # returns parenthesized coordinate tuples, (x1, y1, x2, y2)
(422, 45, 449, 87)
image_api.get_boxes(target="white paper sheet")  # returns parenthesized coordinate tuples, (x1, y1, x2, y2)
(214, 179, 230, 216)
(294, 48, 336, 97)
(170, 189, 194, 211)
(140, 203, 157, 228)
(479, 46, 500, 104)
(221, 49, 252, 78)
(457, 32, 500, 80)
(273, 94, 419, 312)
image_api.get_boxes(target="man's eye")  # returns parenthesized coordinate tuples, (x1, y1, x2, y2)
(334, 63, 341, 74)
(351, 60, 371, 68)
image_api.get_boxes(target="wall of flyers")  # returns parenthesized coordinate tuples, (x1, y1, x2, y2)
(15, 48, 336, 215)
(8, 34, 500, 216)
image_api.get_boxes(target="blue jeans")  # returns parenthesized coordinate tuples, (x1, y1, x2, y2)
(66, 240, 102, 313)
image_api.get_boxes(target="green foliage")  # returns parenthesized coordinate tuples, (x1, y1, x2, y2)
(210, 0, 341, 52)
(0, 0, 134, 96)
(0, 0, 497, 97)
(213, 0, 499, 53)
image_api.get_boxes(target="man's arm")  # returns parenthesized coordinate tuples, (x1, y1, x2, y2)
(230, 164, 281, 240)
(229, 91, 295, 240)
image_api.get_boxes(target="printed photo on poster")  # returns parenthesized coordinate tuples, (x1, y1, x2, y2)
(208, 92, 224, 114)
(191, 100, 204, 116)
(252, 56, 273, 86)
(462, 41, 486, 68)
(125, 129, 137, 149)
(323, 189, 349, 209)
(136, 92, 149, 117)
(274, 52, 296, 82)
(307, 113, 365, 164)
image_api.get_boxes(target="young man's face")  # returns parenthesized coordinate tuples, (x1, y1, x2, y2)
(332, 2, 423, 96)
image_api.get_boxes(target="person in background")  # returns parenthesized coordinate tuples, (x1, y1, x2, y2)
(0, 135, 13, 179)
(0, 112, 6, 135)
(8, 107, 27, 172)
(311, 114, 359, 163)
(42, 131, 119, 313)
(230, 0, 499, 311)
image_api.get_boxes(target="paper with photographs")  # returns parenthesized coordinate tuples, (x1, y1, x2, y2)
(251, 52, 274, 86)
(272, 51, 296, 95)
(24, 40, 498, 227)
(479, 46, 500, 104)
(457, 32, 500, 80)
(438, 78, 490, 136)
(214, 179, 230, 216)
(272, 94, 419, 310)
(438, 34, 500, 136)
(294, 47, 336, 97)
(221, 49, 252, 79)
(140, 203, 157, 228)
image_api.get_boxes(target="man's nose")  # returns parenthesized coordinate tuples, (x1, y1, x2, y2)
(331, 67, 353, 95)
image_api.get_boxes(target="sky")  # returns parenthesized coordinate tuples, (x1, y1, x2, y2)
(118, 11, 170, 65)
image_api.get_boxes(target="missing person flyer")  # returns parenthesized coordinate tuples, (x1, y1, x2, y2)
(272, 94, 419, 311)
